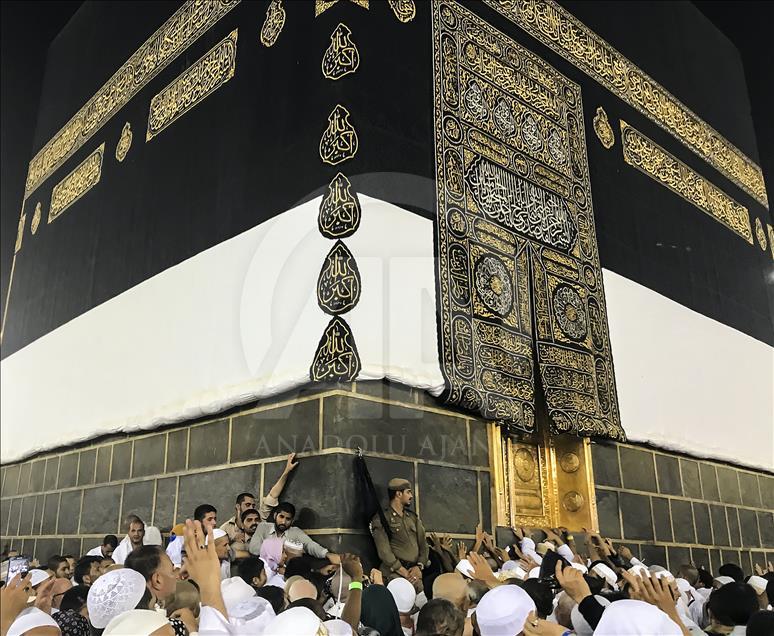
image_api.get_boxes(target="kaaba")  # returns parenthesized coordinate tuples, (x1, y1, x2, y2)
(1, 0, 772, 573)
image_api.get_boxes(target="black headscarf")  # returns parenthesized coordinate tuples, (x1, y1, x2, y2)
(360, 584, 403, 636)
(53, 610, 90, 636)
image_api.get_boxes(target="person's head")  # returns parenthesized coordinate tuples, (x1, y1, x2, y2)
(388, 577, 417, 615)
(676, 564, 699, 587)
(432, 573, 469, 611)
(288, 578, 318, 603)
(472, 585, 536, 636)
(99, 558, 115, 575)
(416, 598, 465, 636)
(520, 579, 553, 620)
(255, 585, 285, 614)
(466, 580, 489, 608)
(126, 515, 146, 547)
(235, 492, 256, 518)
(74, 555, 102, 586)
(125, 545, 177, 602)
(747, 610, 774, 636)
(193, 504, 218, 530)
(101, 535, 119, 558)
(50, 577, 74, 609)
(388, 478, 413, 508)
(237, 556, 267, 590)
(284, 555, 314, 579)
(273, 502, 296, 533)
(63, 555, 76, 571)
(164, 580, 201, 620)
(718, 562, 745, 582)
(60, 585, 89, 616)
(697, 567, 714, 589)
(207, 529, 231, 561)
(240, 508, 260, 536)
(553, 591, 575, 630)
(47, 555, 71, 579)
(327, 570, 352, 604)
(707, 582, 759, 628)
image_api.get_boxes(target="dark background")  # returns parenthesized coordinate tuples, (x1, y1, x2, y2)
(1, 0, 772, 357)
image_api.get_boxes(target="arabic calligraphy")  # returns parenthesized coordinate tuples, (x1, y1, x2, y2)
(388, 0, 416, 22)
(310, 316, 361, 381)
(319, 172, 361, 238)
(260, 0, 286, 47)
(320, 104, 359, 165)
(322, 23, 360, 80)
(592, 107, 614, 149)
(317, 240, 362, 315)
(49, 143, 105, 223)
(115, 122, 132, 162)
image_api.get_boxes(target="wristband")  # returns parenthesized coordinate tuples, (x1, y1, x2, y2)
(566, 535, 574, 541)
(348, 581, 363, 591)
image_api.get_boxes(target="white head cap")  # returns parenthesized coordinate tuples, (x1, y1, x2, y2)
(204, 528, 228, 544)
(455, 559, 474, 578)
(87, 568, 148, 628)
(323, 619, 354, 635)
(474, 585, 536, 636)
(713, 575, 735, 587)
(594, 599, 682, 635)
(228, 596, 276, 632)
(591, 562, 618, 588)
(263, 606, 325, 636)
(220, 576, 256, 609)
(570, 562, 589, 574)
(527, 566, 541, 579)
(387, 577, 417, 613)
(143, 526, 163, 546)
(103, 609, 169, 635)
(6, 608, 59, 636)
(748, 575, 768, 595)
(28, 569, 51, 587)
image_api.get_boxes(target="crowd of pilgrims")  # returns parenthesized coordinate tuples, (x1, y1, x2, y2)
(1, 454, 773, 636)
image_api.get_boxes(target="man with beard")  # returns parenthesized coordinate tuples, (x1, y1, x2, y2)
(220, 492, 256, 545)
(231, 508, 260, 558)
(248, 457, 340, 565)
(111, 515, 145, 564)
(371, 478, 428, 592)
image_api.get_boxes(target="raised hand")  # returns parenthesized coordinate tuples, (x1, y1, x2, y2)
(182, 519, 227, 617)
(1, 573, 33, 633)
(284, 452, 299, 474)
(455, 541, 467, 562)
(523, 610, 571, 635)
(369, 568, 384, 585)
(617, 545, 633, 562)
(439, 534, 454, 553)
(467, 552, 498, 587)
(33, 577, 56, 614)
(340, 553, 364, 581)
(555, 560, 591, 604)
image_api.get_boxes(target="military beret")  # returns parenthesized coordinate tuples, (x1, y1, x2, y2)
(388, 478, 412, 490)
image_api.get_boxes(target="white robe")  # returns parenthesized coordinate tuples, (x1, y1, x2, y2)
(110, 536, 134, 565)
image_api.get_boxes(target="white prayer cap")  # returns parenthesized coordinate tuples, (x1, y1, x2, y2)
(6, 607, 59, 636)
(591, 562, 618, 587)
(474, 584, 536, 636)
(28, 569, 51, 587)
(103, 609, 169, 635)
(527, 566, 541, 579)
(263, 606, 325, 635)
(229, 596, 276, 632)
(283, 538, 305, 552)
(713, 575, 735, 587)
(323, 618, 354, 635)
(570, 562, 588, 574)
(501, 560, 520, 572)
(594, 599, 682, 635)
(455, 558, 474, 578)
(204, 528, 228, 544)
(87, 568, 147, 628)
(415, 590, 428, 609)
(143, 526, 163, 546)
(628, 564, 649, 577)
(221, 576, 256, 609)
(654, 569, 675, 581)
(571, 595, 611, 636)
(388, 577, 417, 613)
(748, 575, 768, 594)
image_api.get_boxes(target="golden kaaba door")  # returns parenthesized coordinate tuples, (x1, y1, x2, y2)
(489, 420, 598, 530)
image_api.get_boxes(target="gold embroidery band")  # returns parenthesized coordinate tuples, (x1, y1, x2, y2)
(620, 122, 752, 244)
(24, 0, 240, 197)
(48, 143, 105, 224)
(146, 29, 238, 141)
(482, 0, 768, 209)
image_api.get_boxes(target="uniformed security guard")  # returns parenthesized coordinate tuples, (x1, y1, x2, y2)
(370, 477, 429, 592)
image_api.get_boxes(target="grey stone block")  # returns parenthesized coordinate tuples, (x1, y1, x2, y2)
(132, 434, 166, 478)
(699, 463, 720, 502)
(122, 480, 155, 527)
(708, 548, 722, 573)
(693, 502, 712, 545)
(188, 420, 229, 468)
(177, 464, 262, 529)
(668, 545, 691, 571)
(62, 537, 81, 558)
(656, 454, 682, 496)
(43, 457, 59, 491)
(679, 459, 702, 499)
(716, 466, 741, 505)
(720, 549, 741, 568)
(592, 443, 621, 488)
(691, 547, 710, 571)
(640, 544, 666, 568)
(77, 449, 96, 486)
(29, 460, 46, 493)
(354, 380, 416, 405)
(738, 508, 760, 548)
(231, 401, 319, 463)
(41, 493, 60, 535)
(651, 496, 673, 542)
(5, 498, 21, 535)
(620, 492, 653, 540)
(58, 453, 79, 489)
(418, 464, 478, 534)
(111, 442, 132, 481)
(18, 496, 37, 535)
(670, 499, 695, 544)
(470, 420, 489, 467)
(154, 477, 178, 531)
(727, 507, 742, 546)
(480, 471, 492, 532)
(95, 446, 112, 483)
(2, 464, 20, 496)
(307, 532, 379, 572)
(58, 490, 82, 535)
(17, 462, 31, 494)
(710, 504, 730, 546)
(0, 498, 10, 535)
(166, 429, 188, 472)
(760, 475, 774, 510)
(323, 395, 469, 465)
(81, 486, 122, 534)
(619, 447, 656, 492)
(738, 472, 762, 508)
(758, 511, 774, 548)
(596, 489, 621, 539)
(35, 538, 63, 562)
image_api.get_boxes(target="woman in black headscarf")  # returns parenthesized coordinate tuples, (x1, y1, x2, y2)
(360, 584, 403, 636)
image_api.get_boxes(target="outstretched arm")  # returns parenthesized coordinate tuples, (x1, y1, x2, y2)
(268, 453, 299, 500)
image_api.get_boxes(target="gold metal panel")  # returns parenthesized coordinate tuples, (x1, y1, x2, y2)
(482, 0, 768, 209)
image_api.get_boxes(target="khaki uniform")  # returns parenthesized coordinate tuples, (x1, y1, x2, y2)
(370, 506, 429, 590)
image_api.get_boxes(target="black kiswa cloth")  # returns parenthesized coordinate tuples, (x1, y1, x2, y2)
(355, 450, 391, 540)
